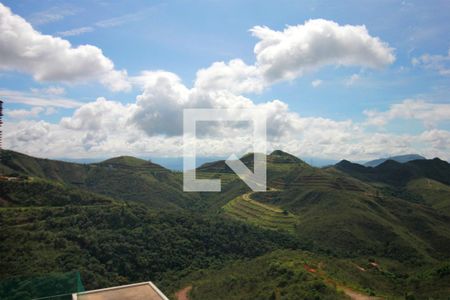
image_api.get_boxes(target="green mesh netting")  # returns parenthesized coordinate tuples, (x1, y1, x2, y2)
(0, 271, 84, 300)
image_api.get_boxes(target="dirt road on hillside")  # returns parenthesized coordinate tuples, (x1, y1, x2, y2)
(341, 287, 383, 300)
(175, 285, 192, 300)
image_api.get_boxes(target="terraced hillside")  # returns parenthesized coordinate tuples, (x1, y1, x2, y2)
(197, 150, 308, 187)
(223, 192, 297, 232)
(211, 151, 450, 262)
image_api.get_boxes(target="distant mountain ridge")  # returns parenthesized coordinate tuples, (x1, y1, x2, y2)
(335, 157, 450, 186)
(364, 154, 426, 167)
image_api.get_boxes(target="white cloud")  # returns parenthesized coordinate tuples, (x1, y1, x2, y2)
(311, 79, 322, 87)
(31, 86, 65, 96)
(250, 19, 395, 83)
(419, 129, 450, 158)
(57, 26, 93, 37)
(0, 3, 130, 91)
(130, 70, 302, 138)
(412, 48, 450, 76)
(194, 59, 264, 94)
(29, 6, 77, 25)
(95, 13, 142, 28)
(6, 106, 44, 119)
(53, 11, 146, 38)
(100, 69, 131, 92)
(7, 104, 449, 161)
(45, 107, 58, 115)
(186, 19, 395, 95)
(364, 99, 450, 128)
(60, 97, 132, 131)
(0, 89, 82, 108)
(4, 17, 445, 161)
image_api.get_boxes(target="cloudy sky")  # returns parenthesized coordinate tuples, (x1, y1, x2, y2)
(1, 0, 449, 162)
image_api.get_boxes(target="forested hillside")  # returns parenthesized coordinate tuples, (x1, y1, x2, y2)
(1, 149, 450, 299)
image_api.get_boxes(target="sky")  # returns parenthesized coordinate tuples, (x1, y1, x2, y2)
(1, 0, 449, 162)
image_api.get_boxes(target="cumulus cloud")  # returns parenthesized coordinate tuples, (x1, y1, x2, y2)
(60, 97, 132, 131)
(0, 3, 130, 91)
(6, 104, 449, 161)
(364, 99, 450, 128)
(412, 48, 450, 76)
(194, 59, 264, 94)
(9, 120, 52, 143)
(4, 16, 444, 161)
(130, 70, 300, 138)
(250, 19, 395, 83)
(188, 19, 395, 95)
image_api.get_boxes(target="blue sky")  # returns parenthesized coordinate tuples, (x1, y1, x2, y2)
(1, 0, 449, 161)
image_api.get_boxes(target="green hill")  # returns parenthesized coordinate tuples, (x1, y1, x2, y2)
(179, 250, 348, 300)
(406, 178, 450, 216)
(0, 150, 200, 210)
(2, 149, 450, 298)
(0, 198, 300, 299)
(0, 177, 114, 207)
(175, 249, 450, 299)
(209, 151, 450, 263)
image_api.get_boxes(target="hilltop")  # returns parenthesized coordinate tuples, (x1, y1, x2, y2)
(1, 149, 450, 298)
(0, 149, 199, 210)
(194, 150, 450, 263)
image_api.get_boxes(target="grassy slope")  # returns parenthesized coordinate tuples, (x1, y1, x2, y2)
(174, 250, 450, 299)
(406, 178, 450, 216)
(219, 152, 450, 264)
(0, 150, 200, 210)
(180, 250, 348, 300)
(222, 192, 297, 232)
(2, 149, 450, 298)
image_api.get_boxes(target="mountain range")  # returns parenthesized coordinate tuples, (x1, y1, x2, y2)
(1, 149, 450, 299)
(363, 154, 426, 167)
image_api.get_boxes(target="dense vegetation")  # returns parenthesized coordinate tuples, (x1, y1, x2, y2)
(0, 150, 201, 210)
(0, 197, 300, 299)
(175, 250, 450, 299)
(1, 149, 450, 299)
(182, 251, 348, 300)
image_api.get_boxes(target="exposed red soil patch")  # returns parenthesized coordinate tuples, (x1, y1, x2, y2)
(175, 285, 192, 300)
(303, 264, 317, 273)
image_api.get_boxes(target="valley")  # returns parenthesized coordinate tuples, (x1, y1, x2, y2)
(1, 149, 450, 299)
